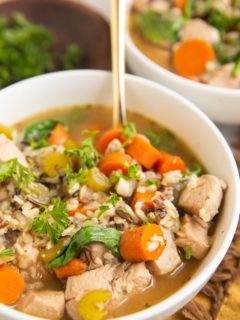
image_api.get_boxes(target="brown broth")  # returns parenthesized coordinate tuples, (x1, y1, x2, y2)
(15, 105, 200, 318)
(129, 12, 172, 70)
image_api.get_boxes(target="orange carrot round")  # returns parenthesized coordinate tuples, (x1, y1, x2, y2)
(120, 224, 165, 262)
(131, 191, 156, 210)
(0, 264, 25, 305)
(97, 127, 124, 153)
(156, 152, 186, 174)
(54, 258, 86, 279)
(126, 135, 160, 169)
(173, 39, 215, 76)
(48, 123, 69, 145)
(98, 152, 131, 176)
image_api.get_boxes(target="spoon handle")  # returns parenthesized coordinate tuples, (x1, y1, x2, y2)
(110, 0, 127, 127)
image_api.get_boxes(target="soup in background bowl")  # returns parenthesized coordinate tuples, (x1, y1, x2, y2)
(0, 70, 238, 320)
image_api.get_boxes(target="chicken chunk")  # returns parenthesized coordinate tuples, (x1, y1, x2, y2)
(66, 300, 82, 320)
(178, 174, 226, 222)
(0, 134, 28, 166)
(176, 215, 210, 259)
(65, 263, 152, 317)
(17, 290, 65, 319)
(147, 228, 181, 275)
(179, 19, 220, 44)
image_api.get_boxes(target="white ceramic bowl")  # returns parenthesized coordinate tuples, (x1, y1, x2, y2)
(126, 0, 240, 125)
(0, 70, 239, 320)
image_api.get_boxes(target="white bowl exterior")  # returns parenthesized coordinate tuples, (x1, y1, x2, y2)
(126, 0, 240, 124)
(0, 70, 239, 320)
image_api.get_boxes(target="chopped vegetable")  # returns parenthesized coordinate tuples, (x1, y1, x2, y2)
(42, 152, 69, 177)
(181, 163, 202, 180)
(145, 179, 160, 186)
(78, 290, 112, 320)
(232, 57, 240, 77)
(65, 130, 100, 169)
(97, 127, 124, 153)
(87, 167, 111, 192)
(145, 129, 177, 152)
(65, 166, 88, 189)
(126, 135, 160, 169)
(54, 258, 86, 278)
(48, 123, 69, 145)
(183, 0, 193, 19)
(120, 224, 165, 262)
(140, 11, 184, 44)
(0, 248, 14, 258)
(173, 39, 216, 76)
(46, 225, 121, 268)
(0, 158, 34, 189)
(40, 239, 65, 263)
(30, 199, 70, 244)
(98, 152, 131, 176)
(156, 152, 186, 174)
(122, 122, 137, 140)
(184, 246, 192, 260)
(145, 130, 161, 148)
(97, 205, 110, 218)
(131, 191, 156, 210)
(124, 162, 141, 180)
(24, 119, 61, 149)
(0, 124, 13, 140)
(109, 192, 120, 206)
(0, 264, 25, 305)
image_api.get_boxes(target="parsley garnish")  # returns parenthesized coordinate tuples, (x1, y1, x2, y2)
(30, 199, 70, 244)
(65, 130, 100, 169)
(232, 57, 240, 77)
(145, 179, 160, 186)
(145, 130, 161, 148)
(122, 122, 137, 140)
(97, 205, 110, 218)
(0, 248, 14, 257)
(109, 192, 120, 206)
(0, 158, 34, 189)
(184, 246, 192, 260)
(65, 165, 88, 189)
(181, 164, 202, 181)
(110, 162, 141, 184)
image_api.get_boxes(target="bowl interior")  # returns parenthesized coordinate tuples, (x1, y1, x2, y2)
(0, 0, 111, 70)
(0, 70, 239, 320)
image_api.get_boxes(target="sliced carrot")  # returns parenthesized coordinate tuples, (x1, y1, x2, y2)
(54, 258, 86, 279)
(120, 224, 165, 262)
(126, 135, 160, 169)
(98, 152, 131, 176)
(68, 207, 97, 217)
(0, 264, 25, 305)
(48, 123, 69, 145)
(131, 191, 156, 210)
(175, 0, 186, 9)
(173, 39, 215, 76)
(97, 127, 125, 153)
(156, 152, 186, 174)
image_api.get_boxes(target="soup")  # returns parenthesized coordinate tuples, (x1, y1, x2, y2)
(130, 0, 240, 89)
(0, 105, 226, 320)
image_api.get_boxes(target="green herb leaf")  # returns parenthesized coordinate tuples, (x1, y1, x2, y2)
(124, 162, 141, 180)
(0, 248, 14, 257)
(65, 165, 88, 189)
(140, 11, 184, 44)
(183, 0, 193, 19)
(145, 179, 160, 186)
(46, 225, 121, 268)
(0, 158, 34, 189)
(30, 199, 70, 244)
(65, 130, 100, 169)
(97, 205, 110, 218)
(122, 122, 137, 139)
(109, 192, 120, 206)
(184, 246, 192, 260)
(24, 119, 62, 149)
(232, 57, 240, 77)
(181, 164, 202, 181)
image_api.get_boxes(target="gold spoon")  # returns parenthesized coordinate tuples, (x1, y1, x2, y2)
(110, 0, 127, 127)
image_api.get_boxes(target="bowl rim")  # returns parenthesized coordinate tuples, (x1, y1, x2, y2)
(0, 70, 239, 320)
(125, 1, 240, 97)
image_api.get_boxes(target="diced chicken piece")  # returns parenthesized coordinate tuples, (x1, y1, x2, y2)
(115, 178, 136, 197)
(105, 139, 124, 154)
(66, 263, 152, 316)
(179, 19, 220, 44)
(178, 174, 226, 222)
(66, 300, 82, 320)
(17, 290, 65, 320)
(0, 134, 28, 166)
(147, 228, 181, 275)
(202, 63, 240, 89)
(162, 170, 182, 186)
(176, 215, 210, 259)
